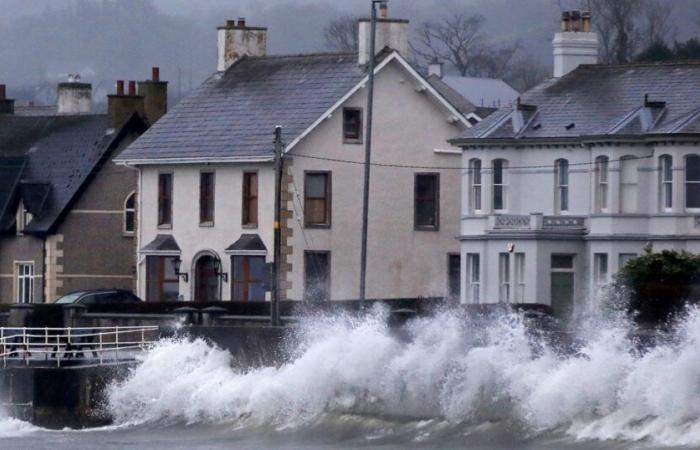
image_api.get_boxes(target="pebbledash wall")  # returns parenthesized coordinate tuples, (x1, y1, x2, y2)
(457, 141, 700, 309)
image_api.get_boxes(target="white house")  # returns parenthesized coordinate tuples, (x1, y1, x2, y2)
(451, 10, 700, 317)
(115, 9, 473, 302)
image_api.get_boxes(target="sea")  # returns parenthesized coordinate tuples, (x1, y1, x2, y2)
(1, 306, 699, 449)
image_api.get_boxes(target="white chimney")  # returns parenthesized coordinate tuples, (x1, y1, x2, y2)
(217, 18, 268, 72)
(428, 60, 443, 78)
(358, 3, 409, 66)
(57, 75, 92, 114)
(553, 11, 599, 78)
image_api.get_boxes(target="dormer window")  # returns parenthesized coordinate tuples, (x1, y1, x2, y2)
(342, 108, 363, 143)
(16, 201, 32, 235)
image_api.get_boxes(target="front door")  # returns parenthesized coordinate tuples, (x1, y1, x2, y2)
(550, 254, 575, 319)
(195, 255, 219, 302)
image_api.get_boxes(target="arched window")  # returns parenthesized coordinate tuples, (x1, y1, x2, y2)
(619, 156, 639, 213)
(594, 156, 609, 212)
(124, 192, 136, 234)
(659, 155, 673, 211)
(555, 159, 569, 213)
(685, 155, 700, 210)
(492, 159, 508, 211)
(469, 158, 482, 212)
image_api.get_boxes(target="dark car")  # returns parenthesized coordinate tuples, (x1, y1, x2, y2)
(54, 289, 143, 305)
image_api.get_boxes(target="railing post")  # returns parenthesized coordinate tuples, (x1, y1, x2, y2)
(56, 334, 61, 368)
(99, 330, 103, 365)
(44, 327, 48, 361)
(115, 326, 119, 361)
(1, 328, 4, 368)
(23, 328, 27, 366)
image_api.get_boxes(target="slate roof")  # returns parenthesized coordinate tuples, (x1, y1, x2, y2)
(0, 113, 145, 234)
(225, 234, 267, 253)
(455, 61, 700, 143)
(118, 53, 367, 162)
(140, 234, 182, 253)
(435, 75, 519, 110)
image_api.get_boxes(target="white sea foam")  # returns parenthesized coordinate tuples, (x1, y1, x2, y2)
(0, 411, 39, 438)
(106, 305, 700, 447)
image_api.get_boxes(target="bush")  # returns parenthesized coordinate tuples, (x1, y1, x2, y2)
(615, 249, 700, 325)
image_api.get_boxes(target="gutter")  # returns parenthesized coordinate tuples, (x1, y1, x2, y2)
(449, 133, 700, 148)
(114, 156, 275, 166)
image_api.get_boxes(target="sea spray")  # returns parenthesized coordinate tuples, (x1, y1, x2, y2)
(106, 306, 700, 446)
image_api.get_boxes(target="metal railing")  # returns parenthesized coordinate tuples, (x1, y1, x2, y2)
(0, 326, 159, 368)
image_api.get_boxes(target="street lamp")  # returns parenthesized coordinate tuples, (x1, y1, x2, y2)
(171, 257, 189, 282)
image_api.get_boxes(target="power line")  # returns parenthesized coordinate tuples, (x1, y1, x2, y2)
(290, 153, 656, 172)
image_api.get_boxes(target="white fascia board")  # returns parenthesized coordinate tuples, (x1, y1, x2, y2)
(285, 52, 471, 154)
(223, 250, 268, 256)
(114, 156, 275, 166)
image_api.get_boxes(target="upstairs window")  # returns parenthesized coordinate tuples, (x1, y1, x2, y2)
(686, 155, 700, 210)
(493, 159, 508, 211)
(415, 173, 439, 230)
(659, 155, 673, 211)
(16, 262, 34, 304)
(305, 172, 331, 227)
(620, 156, 638, 213)
(199, 172, 215, 225)
(158, 173, 173, 227)
(469, 159, 482, 213)
(124, 192, 136, 234)
(242, 172, 258, 227)
(594, 156, 609, 212)
(555, 159, 569, 213)
(343, 108, 363, 143)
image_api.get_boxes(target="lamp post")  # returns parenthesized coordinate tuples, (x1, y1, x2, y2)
(171, 257, 188, 282)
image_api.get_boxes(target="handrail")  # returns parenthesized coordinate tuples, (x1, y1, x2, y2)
(0, 326, 159, 368)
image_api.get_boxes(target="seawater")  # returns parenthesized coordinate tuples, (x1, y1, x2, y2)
(2, 306, 700, 449)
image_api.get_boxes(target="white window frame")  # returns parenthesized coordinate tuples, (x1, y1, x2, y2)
(123, 191, 136, 235)
(595, 156, 609, 213)
(493, 159, 508, 212)
(514, 252, 525, 302)
(469, 159, 482, 213)
(466, 253, 480, 303)
(15, 262, 34, 304)
(555, 159, 569, 214)
(618, 253, 637, 269)
(659, 155, 673, 212)
(593, 253, 609, 289)
(685, 154, 700, 212)
(498, 252, 511, 302)
(15, 200, 32, 236)
(619, 156, 638, 213)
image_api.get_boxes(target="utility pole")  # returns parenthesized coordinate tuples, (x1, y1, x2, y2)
(271, 126, 284, 326)
(359, 0, 383, 308)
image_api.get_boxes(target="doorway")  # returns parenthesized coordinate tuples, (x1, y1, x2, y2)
(194, 255, 219, 302)
(550, 254, 575, 319)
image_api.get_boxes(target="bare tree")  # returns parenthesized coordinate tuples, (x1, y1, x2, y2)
(643, 0, 673, 47)
(411, 13, 519, 78)
(323, 15, 359, 52)
(506, 56, 551, 92)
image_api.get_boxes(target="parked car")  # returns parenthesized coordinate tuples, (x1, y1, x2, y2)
(54, 289, 143, 305)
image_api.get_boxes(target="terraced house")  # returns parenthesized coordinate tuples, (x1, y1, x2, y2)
(0, 72, 166, 303)
(453, 11, 700, 317)
(116, 8, 477, 302)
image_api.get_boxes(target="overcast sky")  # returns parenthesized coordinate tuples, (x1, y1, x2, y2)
(0, 0, 697, 104)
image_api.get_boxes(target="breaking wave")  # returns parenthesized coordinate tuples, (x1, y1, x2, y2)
(106, 306, 700, 447)
(0, 411, 39, 438)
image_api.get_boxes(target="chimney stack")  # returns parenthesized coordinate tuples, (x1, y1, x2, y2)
(138, 66, 168, 125)
(108, 79, 145, 129)
(0, 84, 14, 115)
(553, 10, 599, 78)
(358, 2, 409, 65)
(217, 18, 267, 71)
(57, 75, 92, 114)
(428, 59, 443, 78)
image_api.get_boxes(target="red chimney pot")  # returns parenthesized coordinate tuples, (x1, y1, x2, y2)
(152, 67, 160, 82)
(116, 80, 125, 96)
(128, 80, 136, 96)
(237, 17, 246, 27)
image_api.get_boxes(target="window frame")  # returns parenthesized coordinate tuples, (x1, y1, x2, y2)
(469, 158, 482, 213)
(145, 255, 180, 302)
(231, 255, 267, 302)
(199, 171, 215, 226)
(659, 155, 673, 212)
(123, 191, 136, 235)
(304, 171, 332, 228)
(619, 155, 639, 214)
(242, 171, 259, 228)
(594, 253, 609, 288)
(304, 251, 331, 302)
(466, 253, 480, 304)
(492, 159, 508, 212)
(594, 156, 609, 213)
(555, 159, 569, 214)
(685, 154, 700, 211)
(414, 172, 440, 231)
(498, 252, 511, 303)
(342, 107, 363, 144)
(157, 172, 173, 228)
(15, 262, 34, 304)
(514, 252, 525, 302)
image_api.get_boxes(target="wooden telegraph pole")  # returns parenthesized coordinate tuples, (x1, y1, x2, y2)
(272, 126, 283, 326)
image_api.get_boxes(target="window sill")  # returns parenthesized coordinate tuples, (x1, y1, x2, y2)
(242, 223, 258, 229)
(415, 226, 440, 232)
(199, 222, 215, 228)
(343, 139, 363, 145)
(122, 232, 135, 238)
(304, 223, 331, 229)
(157, 224, 173, 230)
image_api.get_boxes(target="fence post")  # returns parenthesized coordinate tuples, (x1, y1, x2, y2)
(115, 326, 119, 361)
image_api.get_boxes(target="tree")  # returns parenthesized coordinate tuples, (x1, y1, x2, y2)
(614, 249, 700, 325)
(636, 38, 700, 62)
(410, 13, 519, 79)
(323, 15, 359, 52)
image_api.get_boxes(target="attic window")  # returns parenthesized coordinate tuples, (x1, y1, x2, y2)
(16, 201, 32, 236)
(343, 108, 363, 144)
(532, 123, 542, 130)
(565, 123, 575, 130)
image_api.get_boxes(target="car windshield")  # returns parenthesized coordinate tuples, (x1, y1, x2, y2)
(54, 293, 86, 304)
